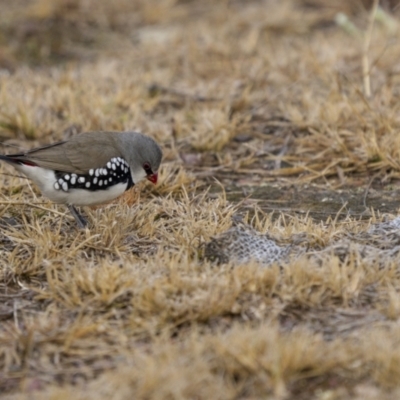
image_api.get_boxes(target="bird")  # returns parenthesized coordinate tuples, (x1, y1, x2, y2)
(0, 131, 162, 228)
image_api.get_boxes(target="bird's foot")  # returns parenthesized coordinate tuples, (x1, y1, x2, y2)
(67, 204, 88, 229)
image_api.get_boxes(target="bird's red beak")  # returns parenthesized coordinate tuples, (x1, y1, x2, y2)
(147, 173, 158, 184)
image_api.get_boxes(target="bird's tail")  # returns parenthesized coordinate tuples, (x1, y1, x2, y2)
(0, 154, 31, 169)
(0, 154, 37, 167)
(0, 154, 20, 164)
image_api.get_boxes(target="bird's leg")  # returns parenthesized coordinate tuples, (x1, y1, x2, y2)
(67, 205, 88, 228)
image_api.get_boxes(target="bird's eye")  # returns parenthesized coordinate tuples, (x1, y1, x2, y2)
(143, 162, 152, 174)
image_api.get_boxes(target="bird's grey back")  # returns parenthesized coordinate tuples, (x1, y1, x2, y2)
(12, 131, 160, 174)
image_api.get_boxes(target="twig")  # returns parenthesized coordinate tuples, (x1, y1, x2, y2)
(362, 0, 379, 98)
(0, 201, 66, 217)
(333, 201, 349, 226)
(274, 134, 291, 170)
(363, 175, 375, 208)
(148, 84, 221, 102)
(0, 172, 28, 179)
(0, 142, 23, 149)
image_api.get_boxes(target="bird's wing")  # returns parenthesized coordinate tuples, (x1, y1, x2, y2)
(7, 132, 121, 174)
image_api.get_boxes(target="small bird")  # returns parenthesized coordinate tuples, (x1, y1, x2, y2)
(0, 131, 162, 228)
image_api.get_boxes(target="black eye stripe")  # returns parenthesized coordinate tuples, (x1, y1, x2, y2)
(54, 157, 134, 192)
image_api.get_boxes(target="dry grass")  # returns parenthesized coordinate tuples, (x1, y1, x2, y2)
(2, 0, 400, 398)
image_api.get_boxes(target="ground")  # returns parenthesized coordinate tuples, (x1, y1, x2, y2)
(1, 0, 400, 398)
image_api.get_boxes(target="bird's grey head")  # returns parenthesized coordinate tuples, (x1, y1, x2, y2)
(118, 132, 162, 185)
